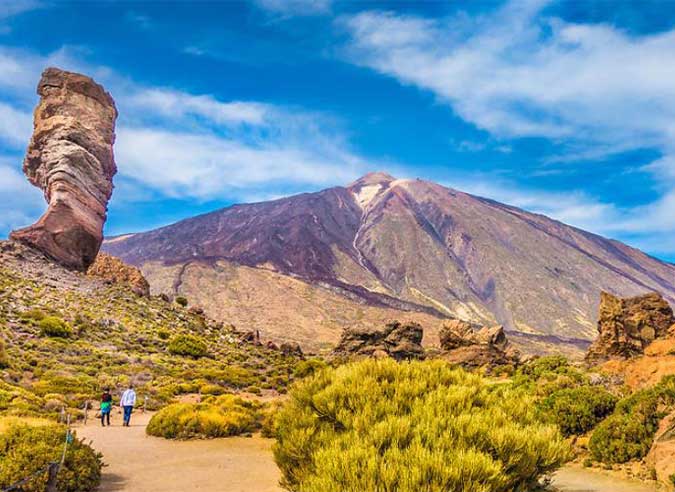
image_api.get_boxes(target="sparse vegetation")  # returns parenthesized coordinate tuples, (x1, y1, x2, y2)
(175, 296, 188, 307)
(146, 395, 262, 439)
(273, 358, 571, 492)
(0, 419, 102, 492)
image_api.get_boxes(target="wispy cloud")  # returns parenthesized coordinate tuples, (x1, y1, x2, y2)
(342, 0, 675, 256)
(253, 0, 331, 17)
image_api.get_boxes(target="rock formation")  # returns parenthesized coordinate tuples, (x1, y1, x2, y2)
(333, 321, 425, 361)
(586, 292, 675, 364)
(439, 319, 520, 369)
(10, 67, 118, 271)
(87, 253, 150, 296)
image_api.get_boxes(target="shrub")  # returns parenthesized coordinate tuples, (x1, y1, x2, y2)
(539, 386, 617, 436)
(589, 377, 675, 464)
(0, 339, 8, 369)
(273, 359, 571, 492)
(146, 395, 261, 439)
(167, 334, 208, 358)
(0, 421, 102, 492)
(38, 317, 72, 338)
(175, 296, 188, 307)
(156, 329, 170, 340)
(293, 358, 328, 379)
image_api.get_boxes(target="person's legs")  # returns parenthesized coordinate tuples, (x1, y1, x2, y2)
(100, 411, 105, 426)
(123, 405, 133, 426)
(105, 411, 110, 426)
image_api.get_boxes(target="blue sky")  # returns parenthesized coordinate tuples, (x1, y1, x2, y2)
(1, 0, 675, 262)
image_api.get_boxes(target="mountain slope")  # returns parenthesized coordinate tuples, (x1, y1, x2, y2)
(104, 172, 675, 348)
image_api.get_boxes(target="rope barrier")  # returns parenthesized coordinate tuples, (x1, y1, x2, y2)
(0, 413, 73, 492)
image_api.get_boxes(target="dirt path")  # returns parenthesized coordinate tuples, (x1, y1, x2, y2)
(552, 465, 660, 492)
(76, 410, 282, 492)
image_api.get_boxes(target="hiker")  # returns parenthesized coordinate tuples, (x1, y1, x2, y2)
(100, 388, 113, 427)
(120, 384, 137, 427)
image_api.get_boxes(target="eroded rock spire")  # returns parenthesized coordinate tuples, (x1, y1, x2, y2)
(10, 67, 118, 270)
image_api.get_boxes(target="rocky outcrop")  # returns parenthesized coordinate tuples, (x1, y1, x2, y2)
(87, 253, 150, 296)
(439, 319, 520, 369)
(10, 67, 118, 271)
(586, 292, 675, 364)
(333, 321, 425, 361)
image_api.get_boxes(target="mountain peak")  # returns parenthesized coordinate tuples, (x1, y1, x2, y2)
(349, 171, 396, 189)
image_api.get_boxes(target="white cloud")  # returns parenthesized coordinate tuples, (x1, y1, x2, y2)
(342, 1, 675, 256)
(0, 161, 44, 232)
(123, 88, 268, 126)
(253, 0, 331, 16)
(0, 101, 32, 147)
(115, 126, 364, 200)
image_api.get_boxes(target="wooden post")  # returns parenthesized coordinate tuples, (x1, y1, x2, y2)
(45, 463, 59, 492)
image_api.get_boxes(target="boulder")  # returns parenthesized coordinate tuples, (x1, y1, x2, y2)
(439, 320, 519, 369)
(280, 342, 304, 358)
(10, 67, 118, 271)
(586, 292, 675, 364)
(333, 321, 425, 361)
(87, 253, 150, 296)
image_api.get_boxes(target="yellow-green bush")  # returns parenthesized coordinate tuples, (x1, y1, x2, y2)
(167, 334, 208, 358)
(0, 421, 102, 492)
(146, 394, 261, 439)
(273, 359, 571, 492)
(539, 386, 617, 436)
(38, 317, 72, 338)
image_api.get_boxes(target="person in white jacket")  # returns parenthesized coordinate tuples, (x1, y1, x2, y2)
(120, 384, 137, 427)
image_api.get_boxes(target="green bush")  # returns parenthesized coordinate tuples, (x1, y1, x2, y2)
(513, 356, 587, 397)
(539, 386, 617, 436)
(167, 334, 208, 358)
(273, 359, 571, 492)
(38, 317, 72, 338)
(589, 377, 675, 464)
(146, 395, 261, 439)
(0, 339, 8, 369)
(0, 421, 102, 492)
(175, 296, 188, 307)
(293, 358, 328, 379)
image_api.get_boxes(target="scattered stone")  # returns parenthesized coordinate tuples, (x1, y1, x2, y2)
(188, 306, 205, 316)
(586, 292, 675, 364)
(87, 253, 150, 296)
(439, 319, 519, 369)
(10, 67, 118, 271)
(333, 321, 425, 361)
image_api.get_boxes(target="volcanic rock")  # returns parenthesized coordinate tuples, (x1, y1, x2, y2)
(439, 319, 519, 369)
(333, 321, 425, 361)
(280, 342, 304, 358)
(87, 253, 150, 296)
(586, 292, 675, 364)
(10, 67, 118, 271)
